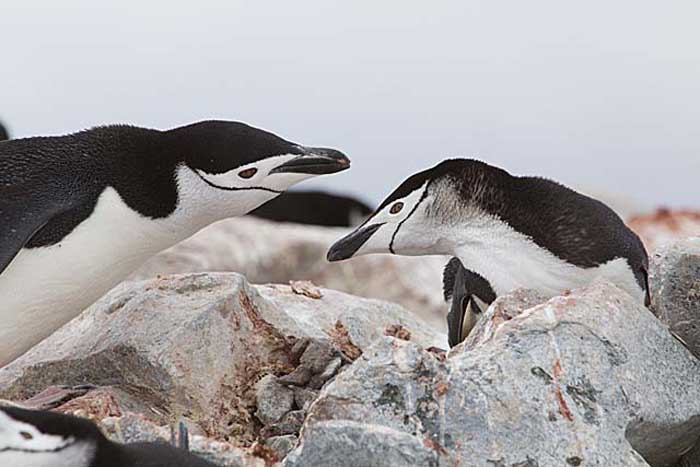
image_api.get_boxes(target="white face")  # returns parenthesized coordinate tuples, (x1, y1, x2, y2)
(327, 182, 446, 260)
(194, 153, 322, 194)
(0, 410, 93, 467)
(177, 150, 350, 225)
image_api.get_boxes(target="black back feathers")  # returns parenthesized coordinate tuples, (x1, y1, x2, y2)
(426, 160, 649, 293)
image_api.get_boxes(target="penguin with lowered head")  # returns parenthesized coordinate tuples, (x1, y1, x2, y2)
(327, 159, 650, 346)
(0, 121, 350, 366)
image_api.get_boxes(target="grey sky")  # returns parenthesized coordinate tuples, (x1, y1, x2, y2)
(2, 0, 699, 211)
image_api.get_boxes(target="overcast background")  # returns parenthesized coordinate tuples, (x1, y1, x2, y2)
(2, 0, 698, 212)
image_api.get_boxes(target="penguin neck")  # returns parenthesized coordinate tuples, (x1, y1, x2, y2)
(171, 164, 280, 234)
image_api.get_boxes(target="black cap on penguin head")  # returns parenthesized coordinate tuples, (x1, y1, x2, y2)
(167, 120, 350, 177)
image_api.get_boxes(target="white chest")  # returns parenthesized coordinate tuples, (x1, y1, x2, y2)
(0, 165, 281, 366)
(0, 188, 186, 365)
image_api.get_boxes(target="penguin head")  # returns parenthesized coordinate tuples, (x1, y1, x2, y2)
(327, 159, 505, 261)
(171, 120, 349, 198)
(0, 406, 100, 467)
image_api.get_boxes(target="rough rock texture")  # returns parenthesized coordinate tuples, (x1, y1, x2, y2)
(255, 375, 295, 425)
(650, 237, 700, 359)
(628, 209, 700, 252)
(0, 272, 443, 461)
(266, 434, 298, 459)
(287, 282, 700, 467)
(677, 441, 700, 467)
(130, 217, 448, 331)
(98, 411, 266, 466)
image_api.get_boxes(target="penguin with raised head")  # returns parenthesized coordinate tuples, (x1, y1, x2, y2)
(328, 159, 650, 346)
(0, 121, 350, 366)
(0, 405, 216, 466)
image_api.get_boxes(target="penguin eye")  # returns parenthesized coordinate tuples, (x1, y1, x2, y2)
(19, 431, 33, 440)
(238, 168, 258, 179)
(389, 202, 404, 215)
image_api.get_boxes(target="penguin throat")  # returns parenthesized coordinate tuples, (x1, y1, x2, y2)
(448, 216, 567, 297)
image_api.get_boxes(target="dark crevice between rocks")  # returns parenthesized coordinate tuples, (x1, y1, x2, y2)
(254, 338, 353, 460)
(626, 414, 700, 467)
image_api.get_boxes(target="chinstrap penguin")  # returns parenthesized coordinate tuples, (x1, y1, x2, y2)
(0, 405, 216, 467)
(0, 121, 350, 366)
(327, 159, 650, 346)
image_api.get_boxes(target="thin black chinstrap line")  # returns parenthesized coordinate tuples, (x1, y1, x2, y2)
(389, 189, 429, 254)
(194, 170, 283, 194)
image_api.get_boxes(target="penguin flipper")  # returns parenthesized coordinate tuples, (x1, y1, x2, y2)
(442, 257, 463, 301)
(446, 294, 467, 348)
(0, 197, 70, 276)
(443, 258, 496, 347)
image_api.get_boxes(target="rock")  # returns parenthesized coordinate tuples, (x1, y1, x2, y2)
(628, 209, 700, 253)
(677, 440, 700, 467)
(384, 324, 411, 341)
(278, 340, 345, 389)
(266, 434, 298, 460)
(293, 388, 319, 411)
(0, 272, 443, 449)
(99, 412, 264, 467)
(288, 282, 700, 466)
(17, 384, 94, 410)
(649, 237, 700, 359)
(462, 288, 549, 349)
(262, 410, 306, 437)
(284, 420, 437, 467)
(290, 280, 323, 299)
(129, 217, 449, 331)
(54, 387, 123, 422)
(99, 412, 169, 444)
(255, 375, 295, 425)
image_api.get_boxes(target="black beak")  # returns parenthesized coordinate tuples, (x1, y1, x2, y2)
(270, 147, 351, 175)
(327, 223, 384, 262)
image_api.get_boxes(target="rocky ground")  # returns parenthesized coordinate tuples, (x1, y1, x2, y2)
(1, 212, 698, 466)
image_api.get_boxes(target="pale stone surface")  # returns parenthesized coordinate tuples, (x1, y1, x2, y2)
(650, 237, 700, 358)
(0, 272, 443, 460)
(287, 282, 700, 467)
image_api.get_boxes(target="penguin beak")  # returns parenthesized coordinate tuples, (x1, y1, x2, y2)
(327, 223, 384, 261)
(270, 147, 351, 175)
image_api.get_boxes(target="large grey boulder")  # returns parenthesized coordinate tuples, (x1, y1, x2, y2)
(130, 217, 448, 331)
(286, 282, 700, 467)
(650, 237, 700, 359)
(0, 272, 443, 460)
